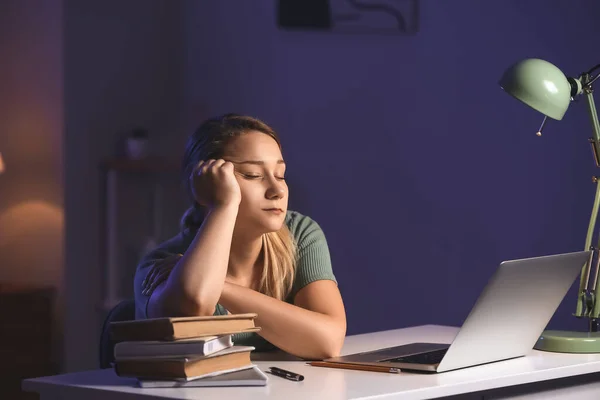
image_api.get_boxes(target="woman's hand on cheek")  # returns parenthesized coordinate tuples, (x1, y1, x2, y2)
(190, 159, 241, 210)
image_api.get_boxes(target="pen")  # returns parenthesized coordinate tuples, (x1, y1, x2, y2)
(268, 366, 305, 381)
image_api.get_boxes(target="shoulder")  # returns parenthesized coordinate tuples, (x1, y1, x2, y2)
(285, 210, 336, 300)
(285, 210, 327, 249)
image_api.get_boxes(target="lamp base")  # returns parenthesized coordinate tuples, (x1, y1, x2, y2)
(534, 330, 600, 353)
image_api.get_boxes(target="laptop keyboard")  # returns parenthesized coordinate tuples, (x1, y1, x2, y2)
(382, 348, 448, 364)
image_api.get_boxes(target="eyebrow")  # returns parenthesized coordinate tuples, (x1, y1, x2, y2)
(230, 160, 286, 165)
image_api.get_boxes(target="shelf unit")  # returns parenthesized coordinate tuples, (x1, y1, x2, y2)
(99, 157, 180, 312)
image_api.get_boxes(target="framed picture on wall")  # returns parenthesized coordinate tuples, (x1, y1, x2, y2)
(277, 0, 419, 35)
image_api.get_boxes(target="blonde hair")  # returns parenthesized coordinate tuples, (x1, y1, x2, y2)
(181, 114, 297, 300)
(259, 226, 297, 300)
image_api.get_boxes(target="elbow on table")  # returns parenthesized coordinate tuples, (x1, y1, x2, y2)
(312, 338, 344, 360)
(314, 327, 346, 359)
(182, 292, 217, 317)
(151, 282, 216, 317)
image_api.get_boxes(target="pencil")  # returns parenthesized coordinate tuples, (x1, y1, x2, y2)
(308, 361, 400, 373)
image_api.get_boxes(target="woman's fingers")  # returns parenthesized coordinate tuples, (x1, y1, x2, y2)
(192, 160, 207, 176)
(144, 259, 167, 289)
(191, 158, 241, 208)
(145, 269, 172, 295)
(142, 264, 160, 290)
(198, 159, 229, 175)
(212, 159, 226, 169)
(221, 161, 234, 172)
(203, 159, 218, 171)
(142, 254, 182, 293)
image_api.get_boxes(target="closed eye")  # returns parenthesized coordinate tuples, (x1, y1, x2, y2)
(242, 174, 262, 179)
(238, 173, 285, 181)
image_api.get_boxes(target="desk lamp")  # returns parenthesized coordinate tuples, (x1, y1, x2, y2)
(499, 58, 600, 353)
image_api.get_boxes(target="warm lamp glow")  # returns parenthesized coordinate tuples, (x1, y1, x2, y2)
(0, 152, 4, 174)
(0, 200, 64, 286)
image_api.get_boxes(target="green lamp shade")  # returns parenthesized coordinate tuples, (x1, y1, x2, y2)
(499, 58, 571, 120)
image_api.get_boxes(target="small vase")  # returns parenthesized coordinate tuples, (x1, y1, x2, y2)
(126, 137, 149, 160)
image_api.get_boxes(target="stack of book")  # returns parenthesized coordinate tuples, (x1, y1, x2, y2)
(109, 313, 267, 387)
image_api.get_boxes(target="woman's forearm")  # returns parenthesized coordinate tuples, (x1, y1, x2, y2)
(219, 282, 346, 360)
(158, 205, 238, 316)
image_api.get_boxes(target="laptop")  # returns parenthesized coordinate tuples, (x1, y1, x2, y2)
(325, 251, 590, 373)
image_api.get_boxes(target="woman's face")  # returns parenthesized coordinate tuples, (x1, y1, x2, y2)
(222, 131, 288, 235)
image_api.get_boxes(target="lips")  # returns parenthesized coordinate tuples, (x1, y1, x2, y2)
(263, 208, 284, 214)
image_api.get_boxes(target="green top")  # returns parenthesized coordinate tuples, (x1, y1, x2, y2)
(133, 210, 337, 351)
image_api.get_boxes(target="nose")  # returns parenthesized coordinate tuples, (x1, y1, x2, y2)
(265, 177, 285, 200)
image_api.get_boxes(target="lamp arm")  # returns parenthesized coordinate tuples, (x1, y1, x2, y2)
(587, 64, 600, 76)
(574, 75, 600, 318)
(589, 73, 600, 87)
(576, 180, 600, 317)
(584, 79, 600, 148)
(584, 82, 600, 319)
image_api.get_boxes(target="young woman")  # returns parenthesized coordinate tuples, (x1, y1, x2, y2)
(134, 114, 346, 360)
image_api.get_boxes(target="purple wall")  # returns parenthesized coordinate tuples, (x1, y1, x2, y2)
(184, 0, 600, 334)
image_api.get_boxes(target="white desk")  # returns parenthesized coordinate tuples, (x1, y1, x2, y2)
(22, 325, 600, 400)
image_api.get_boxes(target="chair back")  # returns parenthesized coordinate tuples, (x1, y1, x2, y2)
(99, 299, 136, 368)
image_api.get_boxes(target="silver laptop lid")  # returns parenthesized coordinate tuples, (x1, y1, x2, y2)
(437, 251, 589, 372)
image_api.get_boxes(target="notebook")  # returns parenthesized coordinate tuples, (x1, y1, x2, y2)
(114, 335, 233, 359)
(137, 364, 268, 387)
